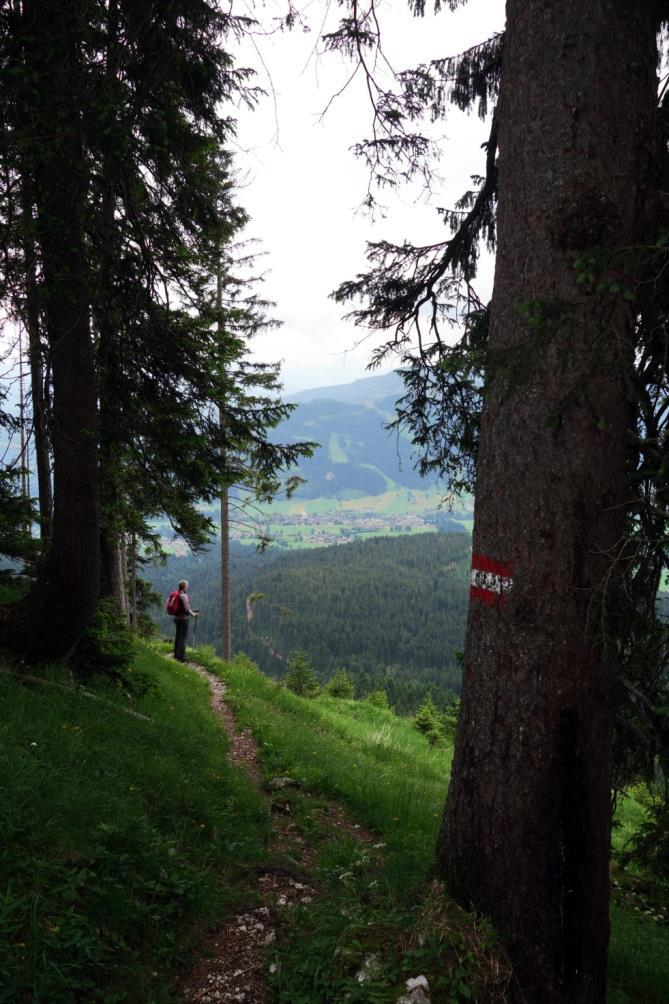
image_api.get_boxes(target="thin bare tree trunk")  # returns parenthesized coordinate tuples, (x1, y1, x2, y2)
(100, 530, 128, 615)
(130, 531, 137, 630)
(116, 538, 128, 619)
(221, 482, 231, 660)
(436, 3, 657, 1000)
(18, 329, 28, 503)
(21, 179, 52, 541)
(217, 257, 232, 660)
(120, 533, 129, 622)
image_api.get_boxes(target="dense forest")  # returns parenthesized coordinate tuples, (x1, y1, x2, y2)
(149, 532, 471, 712)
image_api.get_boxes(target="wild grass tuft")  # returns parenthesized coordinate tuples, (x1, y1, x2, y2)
(410, 880, 512, 1001)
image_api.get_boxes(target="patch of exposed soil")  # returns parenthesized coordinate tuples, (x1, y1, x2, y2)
(189, 663, 262, 786)
(313, 801, 377, 846)
(181, 661, 374, 1003)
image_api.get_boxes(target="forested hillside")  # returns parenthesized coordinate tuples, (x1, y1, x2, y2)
(149, 532, 471, 711)
(274, 395, 435, 498)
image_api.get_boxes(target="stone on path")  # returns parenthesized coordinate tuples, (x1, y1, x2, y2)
(265, 776, 300, 791)
(396, 974, 431, 1004)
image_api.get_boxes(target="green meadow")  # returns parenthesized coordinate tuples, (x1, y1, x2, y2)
(266, 485, 459, 517)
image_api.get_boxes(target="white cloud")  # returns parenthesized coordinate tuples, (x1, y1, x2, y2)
(235, 0, 505, 392)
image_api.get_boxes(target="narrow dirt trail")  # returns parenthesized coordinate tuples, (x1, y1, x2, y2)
(181, 660, 374, 1004)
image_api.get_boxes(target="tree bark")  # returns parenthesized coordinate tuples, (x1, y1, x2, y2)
(436, 3, 657, 1001)
(96, 0, 126, 617)
(18, 329, 28, 503)
(0, 0, 100, 662)
(116, 537, 128, 620)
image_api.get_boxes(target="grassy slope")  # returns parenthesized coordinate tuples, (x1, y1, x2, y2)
(194, 647, 669, 1004)
(2, 637, 667, 1001)
(195, 646, 453, 888)
(0, 643, 267, 1003)
(194, 647, 479, 1003)
(609, 795, 669, 1003)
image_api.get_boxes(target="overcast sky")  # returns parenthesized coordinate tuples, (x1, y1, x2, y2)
(234, 0, 505, 393)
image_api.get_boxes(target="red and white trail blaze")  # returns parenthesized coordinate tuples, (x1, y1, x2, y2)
(470, 553, 514, 606)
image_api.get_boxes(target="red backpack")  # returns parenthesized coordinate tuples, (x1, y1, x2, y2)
(166, 590, 182, 616)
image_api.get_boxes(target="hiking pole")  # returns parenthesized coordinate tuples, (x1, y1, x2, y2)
(192, 612, 199, 645)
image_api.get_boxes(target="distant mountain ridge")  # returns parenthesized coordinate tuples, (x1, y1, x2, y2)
(279, 371, 439, 498)
(288, 370, 404, 406)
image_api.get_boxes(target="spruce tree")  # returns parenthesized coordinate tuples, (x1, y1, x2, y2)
(0, 0, 311, 660)
(365, 689, 390, 710)
(327, 1, 662, 997)
(413, 694, 443, 746)
(325, 668, 355, 698)
(284, 649, 320, 698)
(85, 1, 307, 592)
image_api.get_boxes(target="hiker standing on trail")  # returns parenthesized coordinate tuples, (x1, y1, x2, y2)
(167, 579, 199, 662)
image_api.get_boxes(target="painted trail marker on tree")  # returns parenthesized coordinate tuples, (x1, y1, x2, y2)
(469, 553, 513, 606)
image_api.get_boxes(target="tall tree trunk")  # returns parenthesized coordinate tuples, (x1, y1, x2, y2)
(130, 532, 137, 630)
(96, 0, 125, 613)
(18, 329, 28, 503)
(100, 530, 128, 617)
(436, 3, 657, 1000)
(0, 0, 100, 662)
(116, 537, 128, 620)
(221, 482, 231, 660)
(120, 533, 129, 623)
(21, 179, 52, 541)
(217, 255, 232, 660)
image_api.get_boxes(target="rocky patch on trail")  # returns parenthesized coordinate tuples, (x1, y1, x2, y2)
(184, 905, 274, 1004)
(183, 869, 320, 1004)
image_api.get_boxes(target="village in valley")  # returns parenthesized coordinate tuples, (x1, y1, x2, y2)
(158, 499, 474, 554)
(243, 507, 474, 548)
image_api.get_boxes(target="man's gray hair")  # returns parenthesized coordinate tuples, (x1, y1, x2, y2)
(178, 579, 188, 590)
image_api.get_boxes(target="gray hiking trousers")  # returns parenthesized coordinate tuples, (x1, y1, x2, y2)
(173, 618, 189, 662)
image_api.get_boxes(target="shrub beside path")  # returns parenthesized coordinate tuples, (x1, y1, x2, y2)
(180, 659, 376, 1004)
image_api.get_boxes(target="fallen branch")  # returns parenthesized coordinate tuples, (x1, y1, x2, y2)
(243, 863, 319, 886)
